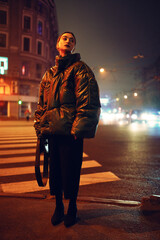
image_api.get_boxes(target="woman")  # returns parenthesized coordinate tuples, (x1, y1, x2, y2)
(34, 32, 101, 227)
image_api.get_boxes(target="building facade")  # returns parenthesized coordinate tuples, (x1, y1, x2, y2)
(0, 0, 58, 119)
(142, 57, 160, 110)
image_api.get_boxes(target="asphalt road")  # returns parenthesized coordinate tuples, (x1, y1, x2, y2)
(0, 120, 160, 202)
(82, 122, 160, 201)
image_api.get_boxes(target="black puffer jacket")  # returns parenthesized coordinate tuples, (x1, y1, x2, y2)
(34, 53, 101, 138)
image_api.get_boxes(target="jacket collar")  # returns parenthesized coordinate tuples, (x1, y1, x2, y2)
(55, 53, 81, 72)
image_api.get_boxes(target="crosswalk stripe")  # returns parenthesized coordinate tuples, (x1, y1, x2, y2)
(1, 171, 120, 194)
(0, 143, 37, 149)
(80, 171, 120, 185)
(0, 160, 101, 176)
(0, 136, 36, 140)
(0, 140, 36, 144)
(0, 152, 88, 160)
(0, 134, 121, 194)
(0, 156, 34, 164)
(0, 148, 36, 155)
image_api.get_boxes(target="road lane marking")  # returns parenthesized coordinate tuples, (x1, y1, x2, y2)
(0, 140, 36, 144)
(0, 152, 88, 161)
(0, 136, 37, 140)
(80, 171, 120, 185)
(1, 171, 120, 193)
(0, 143, 37, 149)
(0, 160, 101, 176)
(0, 156, 35, 164)
(0, 148, 36, 155)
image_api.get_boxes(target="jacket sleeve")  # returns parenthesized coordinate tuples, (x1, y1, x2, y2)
(34, 75, 46, 137)
(71, 63, 101, 138)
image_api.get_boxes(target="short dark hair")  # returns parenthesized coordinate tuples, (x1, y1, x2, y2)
(56, 32, 76, 45)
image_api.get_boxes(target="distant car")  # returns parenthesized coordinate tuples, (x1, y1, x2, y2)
(129, 110, 147, 123)
(145, 110, 160, 126)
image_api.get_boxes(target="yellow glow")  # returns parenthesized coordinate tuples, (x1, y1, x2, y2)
(134, 92, 138, 97)
(100, 68, 105, 73)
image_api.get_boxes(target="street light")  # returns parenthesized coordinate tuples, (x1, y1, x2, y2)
(124, 95, 128, 99)
(134, 92, 138, 97)
(99, 68, 105, 73)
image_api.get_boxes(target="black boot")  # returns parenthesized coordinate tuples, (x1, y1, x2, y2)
(51, 203, 64, 226)
(51, 193, 64, 226)
(64, 199, 77, 227)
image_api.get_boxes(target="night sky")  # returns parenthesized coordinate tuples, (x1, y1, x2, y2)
(54, 0, 160, 98)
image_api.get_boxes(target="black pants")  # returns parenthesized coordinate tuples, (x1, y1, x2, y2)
(48, 135, 83, 199)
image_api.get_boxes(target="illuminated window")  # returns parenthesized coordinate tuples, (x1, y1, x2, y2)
(37, 20, 43, 35)
(21, 62, 29, 76)
(0, 57, 8, 74)
(22, 65, 25, 75)
(0, 82, 10, 95)
(0, 10, 7, 25)
(0, 33, 7, 48)
(11, 81, 18, 94)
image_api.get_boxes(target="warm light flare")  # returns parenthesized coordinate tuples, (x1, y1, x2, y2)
(100, 68, 105, 73)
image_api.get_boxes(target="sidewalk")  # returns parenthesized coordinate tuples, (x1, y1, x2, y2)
(0, 195, 160, 240)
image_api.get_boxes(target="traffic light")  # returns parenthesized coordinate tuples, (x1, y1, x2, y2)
(18, 100, 22, 105)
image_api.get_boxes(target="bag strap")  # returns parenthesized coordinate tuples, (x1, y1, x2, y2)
(35, 138, 49, 187)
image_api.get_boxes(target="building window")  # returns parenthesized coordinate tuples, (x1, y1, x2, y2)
(19, 84, 30, 96)
(36, 63, 42, 78)
(37, 1, 43, 14)
(37, 40, 43, 55)
(24, 0, 31, 8)
(0, 56, 8, 74)
(11, 81, 18, 94)
(0, 79, 10, 94)
(24, 37, 30, 51)
(0, 33, 7, 48)
(0, 101, 7, 116)
(24, 16, 31, 30)
(37, 20, 43, 35)
(0, 10, 7, 25)
(23, 36, 31, 52)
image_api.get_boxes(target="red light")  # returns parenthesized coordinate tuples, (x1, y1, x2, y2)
(22, 65, 25, 75)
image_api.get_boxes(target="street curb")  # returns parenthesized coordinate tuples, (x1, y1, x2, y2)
(0, 192, 141, 206)
(0, 192, 46, 199)
(77, 196, 141, 206)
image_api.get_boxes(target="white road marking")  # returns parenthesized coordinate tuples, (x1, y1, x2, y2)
(0, 143, 37, 149)
(0, 160, 101, 176)
(0, 140, 36, 144)
(1, 172, 120, 193)
(0, 156, 35, 164)
(80, 171, 120, 185)
(0, 136, 120, 194)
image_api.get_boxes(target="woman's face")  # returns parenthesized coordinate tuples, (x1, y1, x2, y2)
(57, 33, 76, 56)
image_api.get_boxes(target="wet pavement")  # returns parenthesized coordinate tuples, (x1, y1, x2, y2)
(0, 195, 160, 240)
